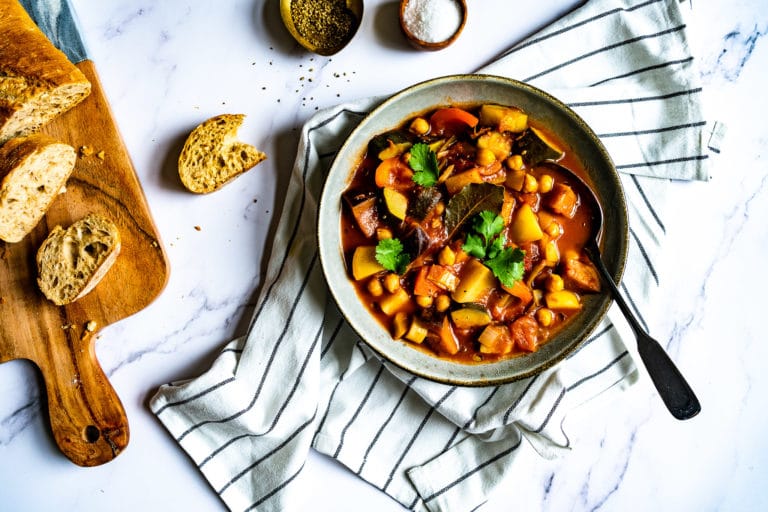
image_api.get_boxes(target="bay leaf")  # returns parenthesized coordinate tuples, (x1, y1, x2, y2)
(444, 183, 504, 240)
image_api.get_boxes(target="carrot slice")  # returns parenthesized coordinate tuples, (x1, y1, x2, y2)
(430, 107, 479, 135)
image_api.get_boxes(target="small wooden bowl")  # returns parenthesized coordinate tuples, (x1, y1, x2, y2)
(399, 0, 467, 51)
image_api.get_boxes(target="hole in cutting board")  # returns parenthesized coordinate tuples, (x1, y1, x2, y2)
(84, 425, 100, 443)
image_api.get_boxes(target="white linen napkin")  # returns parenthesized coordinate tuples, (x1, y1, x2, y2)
(150, 1, 718, 510)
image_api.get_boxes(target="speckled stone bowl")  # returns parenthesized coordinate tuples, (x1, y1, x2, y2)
(317, 74, 628, 386)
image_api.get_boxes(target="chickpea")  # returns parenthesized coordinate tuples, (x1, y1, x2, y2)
(546, 273, 565, 292)
(367, 278, 383, 297)
(539, 174, 554, 193)
(438, 246, 456, 266)
(383, 273, 401, 293)
(506, 154, 524, 171)
(523, 173, 538, 193)
(409, 117, 430, 135)
(435, 294, 451, 312)
(476, 148, 497, 166)
(416, 295, 433, 308)
(545, 220, 562, 238)
(537, 308, 555, 327)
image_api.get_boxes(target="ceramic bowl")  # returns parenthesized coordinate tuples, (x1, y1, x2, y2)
(317, 74, 628, 386)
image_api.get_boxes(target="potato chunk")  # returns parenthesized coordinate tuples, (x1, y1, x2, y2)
(452, 258, 496, 303)
(352, 246, 384, 280)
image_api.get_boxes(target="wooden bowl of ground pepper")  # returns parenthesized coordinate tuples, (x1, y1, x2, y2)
(280, 0, 363, 56)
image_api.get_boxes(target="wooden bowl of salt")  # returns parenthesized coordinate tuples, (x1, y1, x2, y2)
(399, 0, 467, 51)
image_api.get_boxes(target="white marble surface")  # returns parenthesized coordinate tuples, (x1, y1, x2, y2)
(1, 0, 767, 510)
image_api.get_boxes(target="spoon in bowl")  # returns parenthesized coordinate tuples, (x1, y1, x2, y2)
(543, 162, 701, 420)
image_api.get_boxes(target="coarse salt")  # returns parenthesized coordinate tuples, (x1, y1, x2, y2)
(403, 0, 463, 44)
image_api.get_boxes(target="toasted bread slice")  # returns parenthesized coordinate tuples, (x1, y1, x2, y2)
(36, 213, 121, 305)
(178, 114, 266, 193)
(0, 134, 76, 243)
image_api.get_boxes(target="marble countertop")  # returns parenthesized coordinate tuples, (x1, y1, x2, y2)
(1, 0, 766, 510)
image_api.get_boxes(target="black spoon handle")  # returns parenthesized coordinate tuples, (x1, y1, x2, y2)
(586, 244, 701, 420)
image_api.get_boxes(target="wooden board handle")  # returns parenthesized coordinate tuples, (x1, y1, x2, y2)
(39, 325, 128, 466)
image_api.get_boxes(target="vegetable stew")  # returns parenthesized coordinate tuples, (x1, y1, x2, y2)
(340, 104, 602, 363)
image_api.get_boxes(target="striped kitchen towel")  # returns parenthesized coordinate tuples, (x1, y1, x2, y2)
(150, 1, 717, 511)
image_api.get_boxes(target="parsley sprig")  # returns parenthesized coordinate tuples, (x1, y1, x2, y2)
(408, 143, 439, 187)
(462, 210, 525, 287)
(375, 238, 411, 274)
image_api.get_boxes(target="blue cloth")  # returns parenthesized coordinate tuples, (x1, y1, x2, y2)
(19, 0, 89, 63)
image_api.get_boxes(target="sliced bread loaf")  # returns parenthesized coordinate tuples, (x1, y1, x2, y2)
(0, 0, 92, 144)
(36, 213, 121, 306)
(178, 114, 266, 193)
(0, 133, 76, 243)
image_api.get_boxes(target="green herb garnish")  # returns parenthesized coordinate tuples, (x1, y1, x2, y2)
(375, 238, 411, 274)
(486, 247, 525, 287)
(462, 210, 505, 259)
(462, 210, 525, 286)
(408, 143, 439, 187)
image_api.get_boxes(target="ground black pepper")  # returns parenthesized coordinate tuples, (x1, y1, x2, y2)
(290, 0, 357, 54)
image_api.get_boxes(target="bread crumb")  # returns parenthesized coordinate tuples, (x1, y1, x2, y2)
(85, 320, 97, 332)
(194, 225, 201, 231)
(79, 145, 94, 157)
(96, 150, 106, 160)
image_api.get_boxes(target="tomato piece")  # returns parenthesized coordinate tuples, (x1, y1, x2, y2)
(429, 107, 479, 136)
(511, 316, 539, 352)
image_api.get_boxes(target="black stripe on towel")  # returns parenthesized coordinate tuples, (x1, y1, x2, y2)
(590, 56, 695, 86)
(524, 25, 687, 83)
(532, 350, 631, 435)
(197, 320, 323, 466)
(333, 364, 386, 458)
(176, 252, 320, 441)
(382, 387, 457, 492)
(501, 376, 539, 424)
(615, 154, 708, 170)
(597, 120, 706, 138)
(217, 410, 316, 494)
(357, 376, 417, 475)
(495, 0, 663, 62)
(421, 436, 524, 504)
(629, 226, 659, 286)
(243, 460, 307, 511)
(568, 86, 702, 108)
(320, 316, 344, 359)
(630, 174, 666, 233)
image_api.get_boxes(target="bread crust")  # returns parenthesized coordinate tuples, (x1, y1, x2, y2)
(0, 133, 76, 242)
(0, 0, 92, 143)
(178, 114, 266, 193)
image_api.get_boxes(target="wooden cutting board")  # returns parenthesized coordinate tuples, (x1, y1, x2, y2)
(0, 61, 170, 466)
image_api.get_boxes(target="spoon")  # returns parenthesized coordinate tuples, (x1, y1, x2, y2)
(279, 0, 364, 56)
(544, 162, 701, 420)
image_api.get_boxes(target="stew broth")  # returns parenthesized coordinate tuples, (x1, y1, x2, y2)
(340, 104, 601, 363)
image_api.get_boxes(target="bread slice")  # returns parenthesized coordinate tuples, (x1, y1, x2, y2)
(0, 133, 76, 242)
(0, 0, 92, 144)
(178, 114, 266, 193)
(36, 213, 121, 306)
